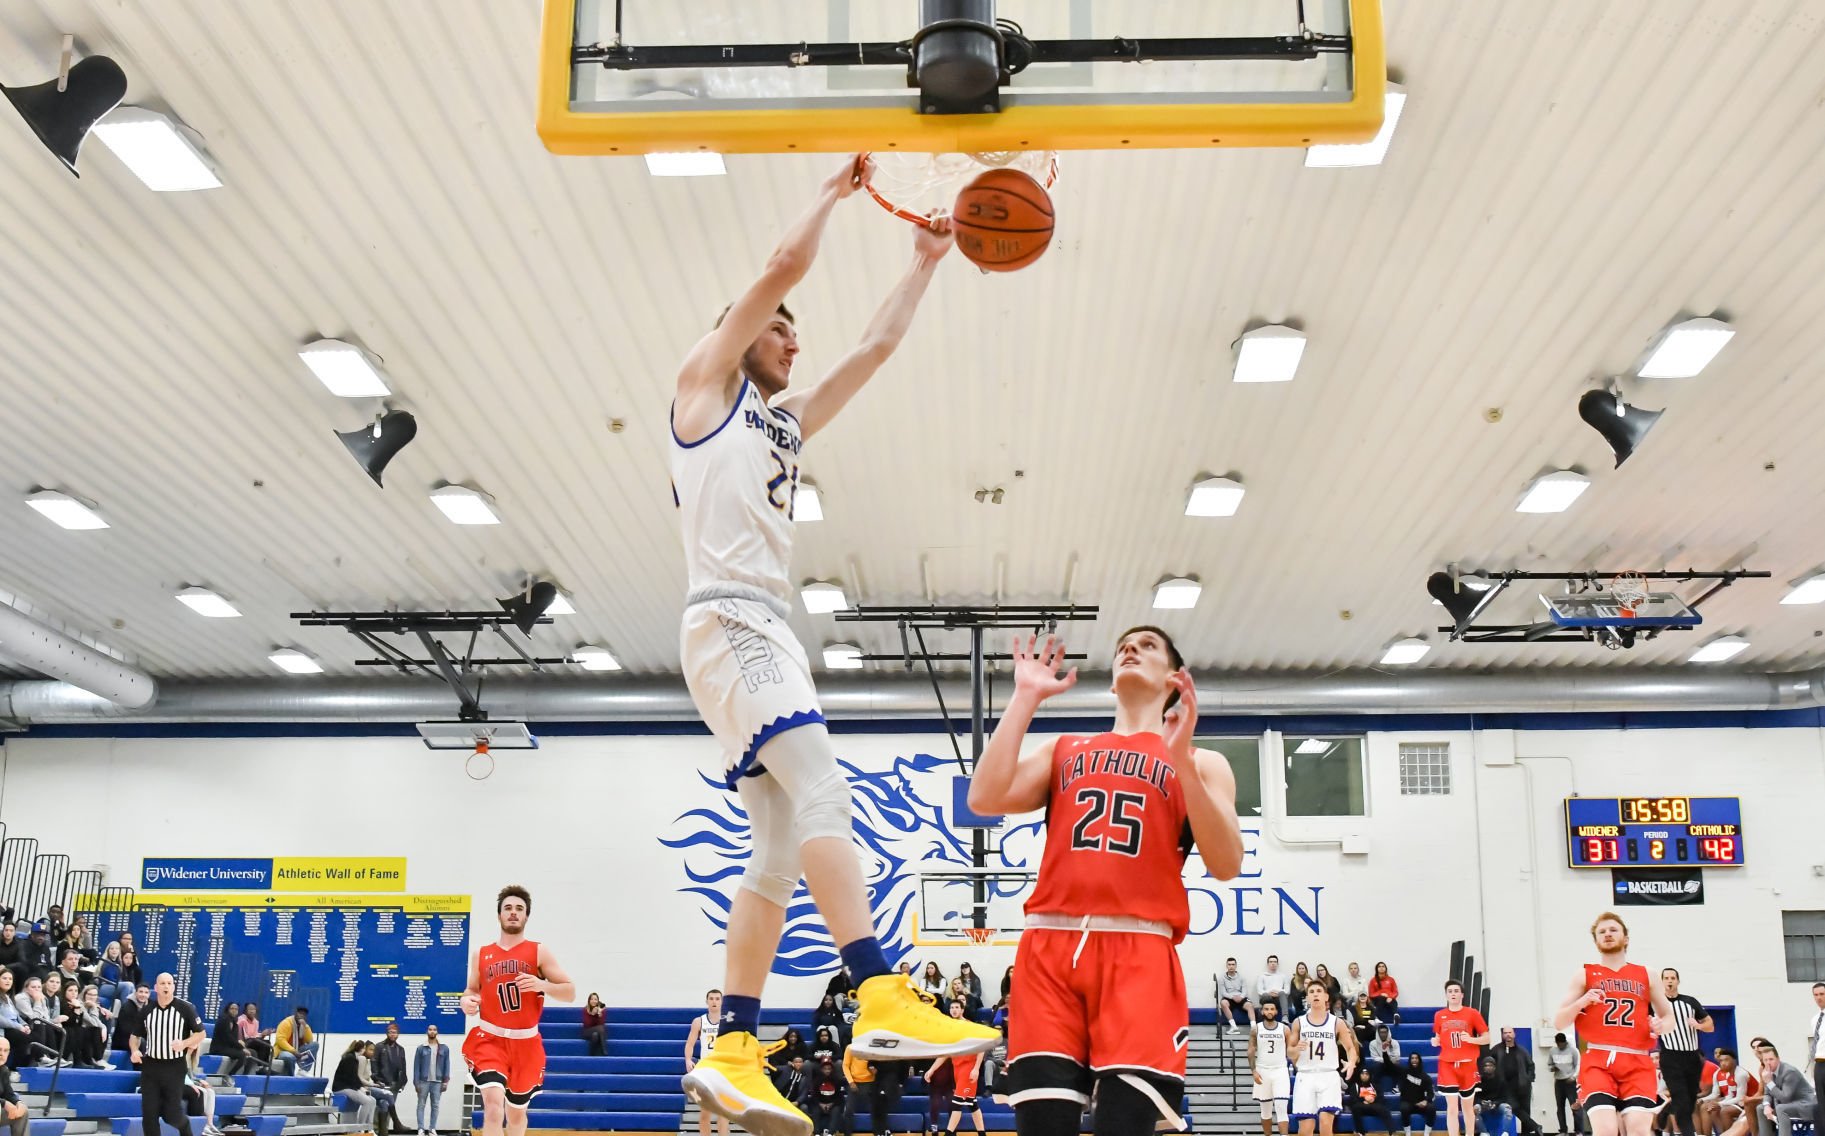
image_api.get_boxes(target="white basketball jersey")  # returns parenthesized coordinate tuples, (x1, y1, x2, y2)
(671, 377, 804, 608)
(1254, 1021, 1290, 1073)
(697, 1013, 720, 1055)
(1296, 1012, 1341, 1073)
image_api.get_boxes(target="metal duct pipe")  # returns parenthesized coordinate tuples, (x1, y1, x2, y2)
(0, 605, 155, 708)
(2, 665, 1822, 725)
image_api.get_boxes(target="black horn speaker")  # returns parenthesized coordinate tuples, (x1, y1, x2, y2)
(1578, 388, 1662, 468)
(2, 55, 128, 176)
(498, 581, 557, 637)
(1427, 571, 1483, 632)
(336, 410, 417, 487)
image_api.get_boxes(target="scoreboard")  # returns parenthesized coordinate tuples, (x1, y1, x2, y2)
(1564, 797, 1744, 868)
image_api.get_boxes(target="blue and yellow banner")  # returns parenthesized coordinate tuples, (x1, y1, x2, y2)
(140, 856, 408, 892)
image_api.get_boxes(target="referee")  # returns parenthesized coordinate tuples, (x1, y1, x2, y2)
(129, 973, 206, 1136)
(1656, 968, 1714, 1136)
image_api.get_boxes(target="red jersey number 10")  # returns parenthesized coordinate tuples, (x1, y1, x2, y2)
(1069, 788, 1146, 857)
(497, 984, 522, 1014)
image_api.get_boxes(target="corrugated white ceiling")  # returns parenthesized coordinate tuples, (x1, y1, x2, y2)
(1, 0, 1822, 681)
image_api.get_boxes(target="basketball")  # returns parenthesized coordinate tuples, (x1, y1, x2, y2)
(1361, 1087, 1377, 1103)
(951, 167, 1055, 272)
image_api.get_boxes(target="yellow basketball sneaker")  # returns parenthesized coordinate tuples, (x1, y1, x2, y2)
(848, 972, 1000, 1059)
(682, 1031, 810, 1136)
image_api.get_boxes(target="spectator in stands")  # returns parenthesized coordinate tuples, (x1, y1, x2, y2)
(182, 1046, 223, 1136)
(825, 965, 857, 1001)
(1756, 1044, 1814, 1136)
(237, 1002, 273, 1070)
(376, 1022, 409, 1132)
(52, 950, 83, 993)
(772, 1028, 809, 1065)
(1701, 1048, 1754, 1136)
(1477, 1055, 1514, 1135)
(947, 977, 983, 1019)
(0, 1037, 26, 1136)
(999, 965, 1013, 1003)
(581, 993, 607, 1056)
(38, 974, 68, 1061)
(117, 947, 144, 1002)
(211, 1002, 249, 1075)
(774, 1054, 808, 1103)
(1287, 964, 1312, 1018)
(1258, 954, 1290, 1019)
(1548, 1033, 1582, 1135)
(0, 975, 26, 1070)
(54, 981, 85, 1064)
(1314, 964, 1344, 1007)
(1343, 963, 1369, 1007)
(43, 908, 66, 946)
(921, 1052, 955, 1135)
(0, 927, 23, 988)
(273, 1005, 317, 1075)
(72, 984, 111, 1069)
(810, 1026, 841, 1067)
(957, 963, 982, 1002)
(840, 989, 862, 1043)
(1349, 994, 1380, 1049)
(1368, 1024, 1401, 1079)
(1494, 1027, 1541, 1136)
(357, 1040, 398, 1136)
(872, 1058, 907, 1136)
(1398, 1052, 1437, 1134)
(814, 995, 846, 1040)
(897, 961, 915, 981)
(805, 1054, 846, 1136)
(113, 984, 150, 1052)
(919, 963, 946, 998)
(19, 924, 53, 980)
(1348, 1065, 1398, 1133)
(334, 1039, 378, 1131)
(844, 1043, 877, 1135)
(1370, 962, 1400, 1025)
(96, 942, 129, 1008)
(414, 1024, 450, 1136)
(59, 922, 94, 971)
(1219, 957, 1256, 1035)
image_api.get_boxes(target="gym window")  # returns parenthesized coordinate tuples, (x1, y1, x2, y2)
(1782, 910, 1825, 982)
(1282, 735, 1367, 817)
(1398, 743, 1453, 796)
(1196, 737, 1263, 817)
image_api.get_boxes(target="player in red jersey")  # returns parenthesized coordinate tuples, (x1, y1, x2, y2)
(928, 1002, 989, 1136)
(1431, 980, 1492, 1136)
(1552, 912, 1678, 1136)
(461, 887, 576, 1136)
(969, 628, 1245, 1136)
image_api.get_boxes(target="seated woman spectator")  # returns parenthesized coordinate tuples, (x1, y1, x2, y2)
(581, 993, 607, 1057)
(809, 1026, 841, 1068)
(1348, 993, 1380, 1048)
(919, 962, 946, 998)
(999, 965, 1013, 1003)
(1369, 962, 1400, 1024)
(1341, 962, 1369, 1006)
(116, 947, 144, 1004)
(333, 1040, 377, 1131)
(59, 920, 95, 969)
(238, 1002, 273, 1070)
(95, 942, 129, 1009)
(211, 1002, 249, 1075)
(1288, 964, 1312, 1017)
(957, 962, 982, 1002)
(0, 926, 23, 988)
(812, 995, 845, 1040)
(57, 983, 94, 1066)
(71, 985, 111, 1069)
(183, 1046, 222, 1136)
(1347, 1066, 1398, 1133)
(1314, 964, 1344, 1008)
(357, 1041, 397, 1136)
(947, 977, 983, 1019)
(0, 973, 28, 1068)
(768, 1027, 809, 1069)
(12, 977, 55, 1068)
(1397, 1053, 1437, 1134)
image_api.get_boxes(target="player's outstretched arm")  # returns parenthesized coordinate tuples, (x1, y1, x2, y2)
(773, 216, 954, 439)
(1164, 670, 1245, 879)
(968, 634, 1076, 816)
(683, 1017, 702, 1072)
(521, 944, 576, 1004)
(677, 156, 867, 408)
(1553, 975, 1599, 1030)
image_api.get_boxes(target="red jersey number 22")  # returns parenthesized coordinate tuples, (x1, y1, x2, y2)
(1070, 788, 1145, 857)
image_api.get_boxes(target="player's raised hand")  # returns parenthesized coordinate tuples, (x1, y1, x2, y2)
(1011, 634, 1078, 703)
(914, 212, 955, 260)
(515, 973, 546, 995)
(1579, 988, 1605, 1010)
(831, 153, 874, 199)
(1163, 668, 1199, 761)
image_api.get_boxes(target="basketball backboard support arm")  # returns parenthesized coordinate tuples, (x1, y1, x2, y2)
(1427, 569, 1769, 645)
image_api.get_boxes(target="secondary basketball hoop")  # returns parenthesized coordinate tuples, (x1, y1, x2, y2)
(960, 926, 995, 946)
(912, 866, 1035, 948)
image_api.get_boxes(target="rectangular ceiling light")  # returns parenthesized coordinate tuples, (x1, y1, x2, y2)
(25, 490, 108, 530)
(1379, 638, 1431, 665)
(795, 482, 824, 523)
(823, 643, 864, 670)
(1688, 636, 1748, 663)
(1185, 476, 1245, 518)
(299, 339, 391, 398)
(1780, 573, 1825, 605)
(572, 644, 622, 671)
(544, 591, 576, 616)
(1515, 470, 1590, 514)
(801, 581, 849, 615)
(1638, 316, 1735, 379)
(1305, 89, 1408, 168)
(268, 648, 323, 674)
(176, 586, 241, 618)
(1232, 325, 1307, 383)
(91, 107, 222, 191)
(430, 485, 501, 525)
(1152, 577, 1202, 610)
(645, 152, 726, 177)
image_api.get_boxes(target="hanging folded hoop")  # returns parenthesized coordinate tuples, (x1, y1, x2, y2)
(860, 149, 1059, 229)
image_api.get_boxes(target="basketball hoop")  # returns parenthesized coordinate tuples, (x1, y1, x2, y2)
(863, 149, 1058, 229)
(465, 739, 496, 782)
(959, 926, 995, 946)
(1610, 573, 1649, 618)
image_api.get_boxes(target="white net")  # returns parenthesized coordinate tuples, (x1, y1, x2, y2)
(867, 149, 1058, 220)
(1609, 573, 1650, 615)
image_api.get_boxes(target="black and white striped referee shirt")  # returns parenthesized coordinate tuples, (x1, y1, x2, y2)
(133, 996, 203, 1061)
(1659, 993, 1707, 1052)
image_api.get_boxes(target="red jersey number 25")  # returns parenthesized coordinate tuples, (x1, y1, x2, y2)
(1069, 788, 1145, 857)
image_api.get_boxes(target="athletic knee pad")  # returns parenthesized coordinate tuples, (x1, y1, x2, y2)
(789, 759, 853, 843)
(1094, 1072, 1186, 1136)
(751, 725, 854, 844)
(735, 776, 803, 906)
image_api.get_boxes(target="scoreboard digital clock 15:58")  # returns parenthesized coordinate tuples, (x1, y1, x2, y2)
(1564, 797, 1744, 868)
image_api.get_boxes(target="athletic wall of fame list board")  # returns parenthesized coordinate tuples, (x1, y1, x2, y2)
(86, 893, 471, 1034)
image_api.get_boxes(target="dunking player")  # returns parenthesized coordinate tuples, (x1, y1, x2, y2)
(1553, 912, 1678, 1136)
(1290, 980, 1359, 1136)
(1432, 979, 1492, 1136)
(969, 630, 1245, 1136)
(671, 155, 992, 1136)
(460, 887, 575, 1136)
(1249, 999, 1293, 1136)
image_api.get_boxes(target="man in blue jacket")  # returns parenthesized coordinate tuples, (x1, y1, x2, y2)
(414, 1025, 451, 1135)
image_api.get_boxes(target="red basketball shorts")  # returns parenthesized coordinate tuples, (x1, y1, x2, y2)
(464, 1027, 546, 1106)
(1578, 1049, 1657, 1113)
(1437, 1058, 1481, 1095)
(1006, 926, 1189, 1109)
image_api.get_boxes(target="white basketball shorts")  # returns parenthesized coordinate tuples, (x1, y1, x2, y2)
(1291, 1071, 1342, 1119)
(1253, 1068, 1291, 1103)
(680, 594, 824, 787)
